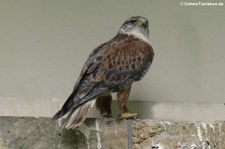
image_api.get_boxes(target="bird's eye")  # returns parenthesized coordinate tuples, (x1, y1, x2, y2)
(129, 19, 136, 24)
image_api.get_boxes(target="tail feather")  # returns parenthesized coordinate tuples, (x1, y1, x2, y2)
(61, 100, 96, 129)
(52, 92, 77, 120)
(52, 86, 109, 129)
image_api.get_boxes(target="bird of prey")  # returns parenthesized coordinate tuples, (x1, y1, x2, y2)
(53, 16, 154, 129)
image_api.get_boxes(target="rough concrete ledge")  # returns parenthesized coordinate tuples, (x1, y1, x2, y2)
(0, 117, 224, 149)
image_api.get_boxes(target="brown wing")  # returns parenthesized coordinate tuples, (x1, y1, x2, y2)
(71, 36, 154, 110)
(53, 34, 154, 122)
(91, 36, 154, 92)
(52, 42, 110, 120)
(73, 42, 109, 91)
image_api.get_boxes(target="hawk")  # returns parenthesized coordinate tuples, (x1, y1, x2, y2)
(53, 16, 154, 129)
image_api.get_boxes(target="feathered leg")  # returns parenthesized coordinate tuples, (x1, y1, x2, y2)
(117, 84, 137, 120)
(96, 94, 112, 118)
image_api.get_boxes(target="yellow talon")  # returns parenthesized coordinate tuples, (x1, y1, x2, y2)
(120, 113, 138, 120)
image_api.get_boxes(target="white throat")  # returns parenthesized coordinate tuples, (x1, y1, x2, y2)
(119, 27, 150, 44)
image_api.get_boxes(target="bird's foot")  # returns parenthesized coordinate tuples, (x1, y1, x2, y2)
(121, 112, 138, 119)
(117, 113, 138, 121)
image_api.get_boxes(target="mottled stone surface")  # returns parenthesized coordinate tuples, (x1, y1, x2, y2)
(97, 119, 128, 149)
(0, 117, 225, 149)
(0, 117, 127, 149)
(0, 117, 59, 149)
(132, 120, 225, 149)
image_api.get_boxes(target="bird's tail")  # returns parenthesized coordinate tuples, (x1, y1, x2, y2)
(52, 91, 77, 121)
(52, 86, 108, 129)
(57, 100, 96, 129)
(52, 91, 96, 129)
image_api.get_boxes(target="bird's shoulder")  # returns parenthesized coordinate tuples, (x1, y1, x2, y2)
(74, 34, 154, 90)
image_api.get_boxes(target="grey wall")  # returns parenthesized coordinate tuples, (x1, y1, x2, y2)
(0, 0, 225, 102)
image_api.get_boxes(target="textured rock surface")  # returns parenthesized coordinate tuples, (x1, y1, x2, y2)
(132, 120, 225, 149)
(0, 117, 225, 149)
(0, 117, 127, 149)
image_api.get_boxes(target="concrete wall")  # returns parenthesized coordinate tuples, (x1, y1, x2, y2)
(1, 97, 225, 122)
(0, 0, 225, 103)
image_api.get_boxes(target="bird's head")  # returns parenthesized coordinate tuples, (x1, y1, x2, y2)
(119, 16, 149, 40)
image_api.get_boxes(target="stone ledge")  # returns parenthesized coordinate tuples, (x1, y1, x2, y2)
(0, 117, 128, 149)
(0, 117, 224, 149)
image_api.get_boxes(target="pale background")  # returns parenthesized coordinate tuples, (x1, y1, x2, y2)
(0, 0, 225, 120)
